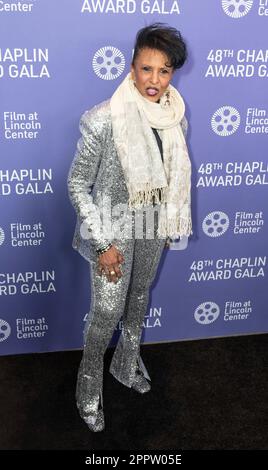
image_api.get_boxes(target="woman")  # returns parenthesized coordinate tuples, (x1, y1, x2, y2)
(67, 23, 192, 432)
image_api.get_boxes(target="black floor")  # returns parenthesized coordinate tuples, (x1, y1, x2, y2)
(0, 334, 267, 450)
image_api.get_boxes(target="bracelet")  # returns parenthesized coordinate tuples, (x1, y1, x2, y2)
(96, 243, 113, 255)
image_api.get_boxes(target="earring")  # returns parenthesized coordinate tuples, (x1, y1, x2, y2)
(164, 90, 170, 107)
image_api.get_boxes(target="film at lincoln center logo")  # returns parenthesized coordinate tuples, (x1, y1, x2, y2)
(0, 319, 11, 342)
(0, 227, 5, 246)
(211, 106, 241, 136)
(92, 46, 125, 80)
(222, 0, 254, 18)
(194, 302, 220, 325)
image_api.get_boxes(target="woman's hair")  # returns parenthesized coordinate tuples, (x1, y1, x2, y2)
(132, 22, 187, 70)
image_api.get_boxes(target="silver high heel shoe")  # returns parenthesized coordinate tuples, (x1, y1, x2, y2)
(131, 367, 151, 394)
(76, 374, 105, 432)
(81, 391, 105, 432)
(110, 356, 151, 393)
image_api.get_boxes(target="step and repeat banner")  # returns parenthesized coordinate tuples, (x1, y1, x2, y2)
(0, 1, 267, 355)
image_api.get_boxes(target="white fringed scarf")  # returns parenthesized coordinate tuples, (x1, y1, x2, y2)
(110, 72, 192, 239)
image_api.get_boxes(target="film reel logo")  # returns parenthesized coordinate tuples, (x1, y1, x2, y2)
(211, 106, 241, 136)
(194, 302, 220, 325)
(202, 211, 229, 238)
(0, 227, 5, 246)
(0, 319, 11, 342)
(222, 0, 254, 18)
(92, 46, 125, 80)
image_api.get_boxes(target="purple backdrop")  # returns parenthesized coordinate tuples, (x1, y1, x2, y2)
(0, 0, 267, 355)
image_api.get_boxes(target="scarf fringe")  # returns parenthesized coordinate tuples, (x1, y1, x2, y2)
(157, 215, 193, 239)
(128, 185, 167, 209)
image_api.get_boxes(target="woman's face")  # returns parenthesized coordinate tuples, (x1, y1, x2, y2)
(131, 47, 174, 102)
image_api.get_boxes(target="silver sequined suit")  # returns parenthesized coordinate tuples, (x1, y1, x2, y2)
(67, 99, 188, 428)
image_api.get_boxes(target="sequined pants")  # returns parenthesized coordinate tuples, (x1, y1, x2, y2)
(76, 210, 166, 412)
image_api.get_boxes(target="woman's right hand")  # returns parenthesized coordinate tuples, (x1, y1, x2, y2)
(97, 245, 125, 283)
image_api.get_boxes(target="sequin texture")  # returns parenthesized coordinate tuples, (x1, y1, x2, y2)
(67, 99, 188, 431)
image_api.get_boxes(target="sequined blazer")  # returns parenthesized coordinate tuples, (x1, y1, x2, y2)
(67, 99, 188, 263)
